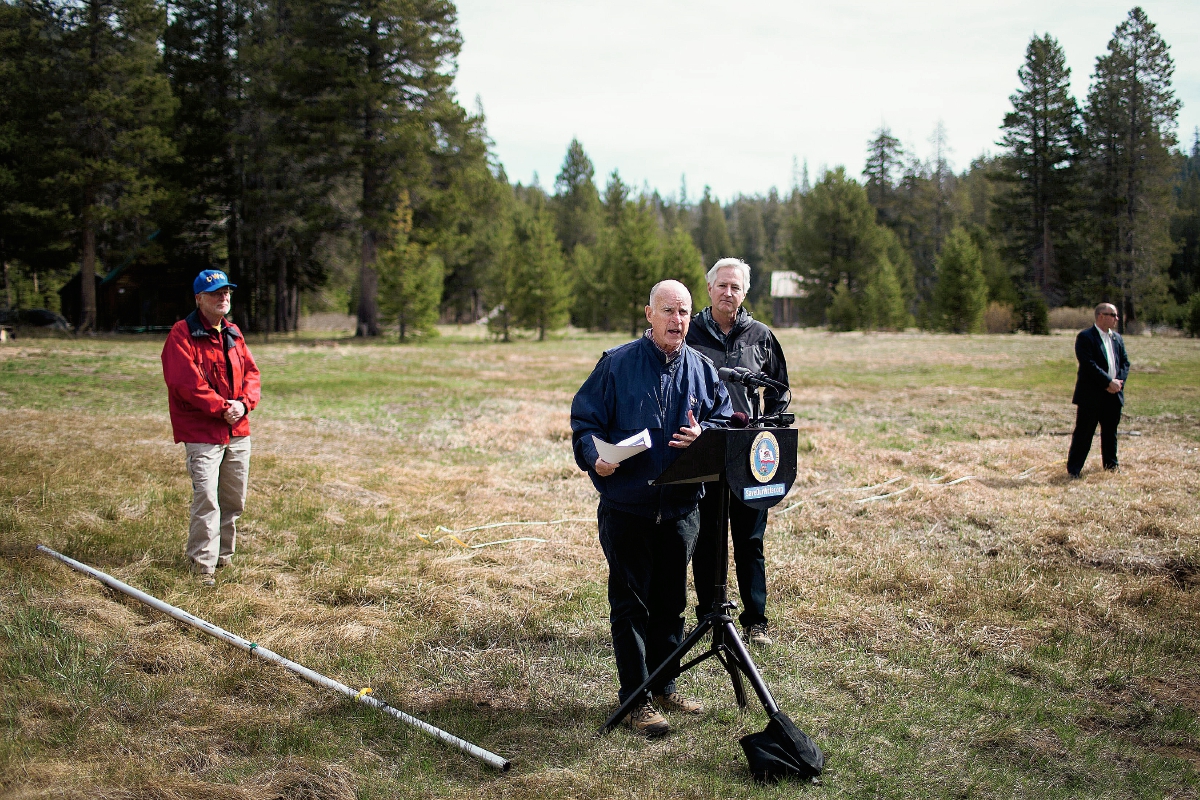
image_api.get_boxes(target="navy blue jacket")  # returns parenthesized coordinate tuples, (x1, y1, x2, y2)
(1072, 325, 1130, 407)
(571, 334, 733, 520)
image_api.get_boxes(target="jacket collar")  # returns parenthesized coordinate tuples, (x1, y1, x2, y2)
(641, 329, 683, 365)
(186, 308, 241, 339)
(698, 307, 752, 341)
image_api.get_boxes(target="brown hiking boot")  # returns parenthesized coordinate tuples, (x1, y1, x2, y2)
(624, 698, 670, 737)
(653, 692, 703, 715)
(746, 624, 773, 647)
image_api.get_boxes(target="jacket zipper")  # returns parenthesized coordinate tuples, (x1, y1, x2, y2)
(655, 360, 672, 524)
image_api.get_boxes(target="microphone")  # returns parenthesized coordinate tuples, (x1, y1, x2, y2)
(729, 411, 749, 428)
(718, 367, 788, 391)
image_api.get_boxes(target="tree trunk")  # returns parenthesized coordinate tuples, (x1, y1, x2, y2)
(2, 252, 11, 313)
(356, 23, 381, 338)
(274, 247, 287, 333)
(357, 229, 379, 336)
(80, 210, 97, 333)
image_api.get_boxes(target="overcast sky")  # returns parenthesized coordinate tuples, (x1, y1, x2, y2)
(451, 1, 1200, 202)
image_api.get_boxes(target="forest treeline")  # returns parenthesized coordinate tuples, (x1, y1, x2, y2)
(2, 2, 1198, 337)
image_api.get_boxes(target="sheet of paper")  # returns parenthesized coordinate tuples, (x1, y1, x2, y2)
(593, 429, 651, 464)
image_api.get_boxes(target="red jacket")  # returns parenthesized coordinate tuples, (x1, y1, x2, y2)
(162, 310, 261, 444)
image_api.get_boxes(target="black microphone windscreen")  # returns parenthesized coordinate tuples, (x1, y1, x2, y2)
(729, 411, 749, 428)
(718, 367, 738, 382)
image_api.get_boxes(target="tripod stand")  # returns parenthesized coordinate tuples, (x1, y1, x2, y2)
(598, 427, 795, 734)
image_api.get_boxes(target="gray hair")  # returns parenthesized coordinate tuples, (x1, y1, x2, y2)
(707, 258, 751, 291)
(1094, 302, 1118, 317)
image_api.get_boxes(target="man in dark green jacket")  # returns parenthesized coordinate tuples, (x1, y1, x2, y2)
(686, 258, 790, 647)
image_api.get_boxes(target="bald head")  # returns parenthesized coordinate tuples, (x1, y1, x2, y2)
(645, 280, 692, 353)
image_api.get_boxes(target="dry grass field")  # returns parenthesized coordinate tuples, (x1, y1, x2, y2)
(1, 327, 1199, 799)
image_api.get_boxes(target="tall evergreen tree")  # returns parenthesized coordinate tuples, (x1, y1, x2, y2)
(863, 125, 904, 228)
(602, 169, 628, 228)
(995, 33, 1079, 304)
(347, 0, 461, 337)
(509, 203, 569, 340)
(0, 1, 75, 310)
(1082, 6, 1179, 326)
(785, 167, 891, 323)
(552, 138, 601, 255)
(57, 0, 178, 331)
(611, 198, 661, 335)
(1170, 130, 1200, 302)
(933, 228, 989, 333)
(694, 185, 731, 267)
(660, 223, 705, 306)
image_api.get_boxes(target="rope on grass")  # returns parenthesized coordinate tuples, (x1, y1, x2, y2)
(415, 518, 591, 548)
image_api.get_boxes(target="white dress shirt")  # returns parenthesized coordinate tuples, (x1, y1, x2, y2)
(1094, 324, 1117, 380)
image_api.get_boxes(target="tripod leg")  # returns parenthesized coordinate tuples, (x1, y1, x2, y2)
(712, 620, 748, 708)
(720, 620, 779, 714)
(598, 617, 716, 735)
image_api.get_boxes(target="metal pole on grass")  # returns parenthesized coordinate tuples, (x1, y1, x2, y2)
(36, 544, 511, 772)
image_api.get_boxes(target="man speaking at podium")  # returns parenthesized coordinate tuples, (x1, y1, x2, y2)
(571, 280, 732, 737)
(687, 258, 789, 647)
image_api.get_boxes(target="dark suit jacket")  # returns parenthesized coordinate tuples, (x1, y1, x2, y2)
(1072, 325, 1130, 407)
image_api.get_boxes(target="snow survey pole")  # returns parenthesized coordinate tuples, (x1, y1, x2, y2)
(37, 545, 511, 772)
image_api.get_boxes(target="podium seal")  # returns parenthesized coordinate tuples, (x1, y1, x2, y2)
(749, 431, 780, 483)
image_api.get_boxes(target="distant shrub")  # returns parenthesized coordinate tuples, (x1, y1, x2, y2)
(1187, 293, 1200, 337)
(1018, 293, 1050, 335)
(984, 302, 1018, 333)
(1049, 306, 1095, 331)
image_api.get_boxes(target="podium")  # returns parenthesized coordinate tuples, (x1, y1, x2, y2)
(598, 427, 798, 731)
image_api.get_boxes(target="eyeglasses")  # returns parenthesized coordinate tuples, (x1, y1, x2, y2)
(1099, 311, 1118, 318)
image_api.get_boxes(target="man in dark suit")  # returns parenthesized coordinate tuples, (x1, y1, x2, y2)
(1067, 303, 1130, 477)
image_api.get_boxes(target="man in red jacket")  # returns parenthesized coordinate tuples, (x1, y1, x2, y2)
(161, 270, 261, 586)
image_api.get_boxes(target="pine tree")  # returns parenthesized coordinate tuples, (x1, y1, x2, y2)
(863, 125, 904, 228)
(603, 170, 628, 228)
(933, 228, 989, 333)
(827, 279, 858, 331)
(1171, 131, 1200, 302)
(56, 0, 178, 331)
(995, 33, 1080, 304)
(1082, 6, 1179, 327)
(694, 186, 731, 267)
(862, 255, 908, 331)
(346, 0, 461, 337)
(612, 198, 662, 336)
(378, 194, 442, 340)
(661, 224, 705, 307)
(0, 2, 75, 310)
(509, 203, 569, 340)
(785, 167, 890, 324)
(552, 138, 602, 255)
(569, 240, 609, 330)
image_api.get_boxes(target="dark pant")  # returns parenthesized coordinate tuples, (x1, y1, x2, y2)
(597, 502, 699, 703)
(693, 485, 769, 628)
(1067, 400, 1122, 475)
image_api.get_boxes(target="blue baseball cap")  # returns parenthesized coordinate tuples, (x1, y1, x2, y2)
(194, 270, 237, 294)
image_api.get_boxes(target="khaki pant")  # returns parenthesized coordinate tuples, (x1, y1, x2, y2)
(184, 437, 251, 572)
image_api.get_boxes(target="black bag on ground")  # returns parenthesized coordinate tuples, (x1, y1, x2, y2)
(739, 710, 824, 783)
